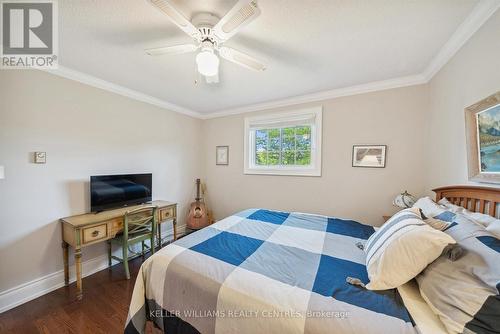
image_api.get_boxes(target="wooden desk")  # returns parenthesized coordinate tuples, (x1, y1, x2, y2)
(60, 200, 177, 299)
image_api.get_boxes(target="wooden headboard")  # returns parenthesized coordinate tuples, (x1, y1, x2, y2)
(433, 186, 500, 217)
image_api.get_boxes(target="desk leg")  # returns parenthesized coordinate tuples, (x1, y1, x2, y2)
(75, 248, 82, 300)
(157, 224, 162, 249)
(62, 242, 69, 286)
(61, 241, 69, 286)
(173, 218, 177, 241)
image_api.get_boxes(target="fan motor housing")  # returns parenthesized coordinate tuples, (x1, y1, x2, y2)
(192, 12, 219, 29)
(192, 12, 220, 45)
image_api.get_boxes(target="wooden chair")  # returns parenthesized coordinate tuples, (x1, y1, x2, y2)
(108, 206, 157, 279)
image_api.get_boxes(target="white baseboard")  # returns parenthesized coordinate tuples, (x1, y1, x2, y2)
(0, 224, 184, 314)
(0, 254, 111, 314)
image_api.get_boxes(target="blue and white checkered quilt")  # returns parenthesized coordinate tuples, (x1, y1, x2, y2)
(125, 209, 416, 334)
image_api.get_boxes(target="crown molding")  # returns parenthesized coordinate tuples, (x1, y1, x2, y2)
(43, 66, 202, 119)
(41, 1, 498, 120)
(421, 0, 500, 81)
(201, 74, 427, 119)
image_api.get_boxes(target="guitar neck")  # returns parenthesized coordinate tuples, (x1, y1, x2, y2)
(195, 179, 201, 201)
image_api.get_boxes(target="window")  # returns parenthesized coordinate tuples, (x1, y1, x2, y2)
(244, 106, 322, 176)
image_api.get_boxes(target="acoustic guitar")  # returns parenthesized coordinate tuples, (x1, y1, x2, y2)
(186, 179, 209, 230)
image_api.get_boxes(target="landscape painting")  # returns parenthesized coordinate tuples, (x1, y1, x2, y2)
(465, 92, 500, 183)
(352, 145, 386, 168)
(477, 103, 500, 173)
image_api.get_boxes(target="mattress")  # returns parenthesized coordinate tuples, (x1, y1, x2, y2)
(125, 209, 417, 334)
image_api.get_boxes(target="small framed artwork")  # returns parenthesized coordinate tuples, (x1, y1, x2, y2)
(352, 145, 386, 168)
(465, 91, 500, 184)
(216, 146, 229, 165)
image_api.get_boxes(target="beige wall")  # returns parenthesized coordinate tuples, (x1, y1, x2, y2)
(425, 10, 500, 191)
(203, 85, 428, 226)
(202, 11, 500, 226)
(0, 70, 203, 292)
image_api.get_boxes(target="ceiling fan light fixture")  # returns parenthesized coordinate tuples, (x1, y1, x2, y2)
(196, 49, 219, 77)
(147, 0, 266, 82)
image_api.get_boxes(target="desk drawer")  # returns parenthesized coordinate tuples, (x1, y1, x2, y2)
(108, 218, 124, 238)
(111, 218, 123, 230)
(159, 207, 175, 221)
(82, 224, 107, 244)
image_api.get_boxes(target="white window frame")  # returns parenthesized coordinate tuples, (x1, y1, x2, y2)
(244, 106, 322, 176)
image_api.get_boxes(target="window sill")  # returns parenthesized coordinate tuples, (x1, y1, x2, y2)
(244, 167, 321, 177)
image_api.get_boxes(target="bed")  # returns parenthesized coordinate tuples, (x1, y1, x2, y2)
(125, 186, 500, 334)
(396, 186, 500, 334)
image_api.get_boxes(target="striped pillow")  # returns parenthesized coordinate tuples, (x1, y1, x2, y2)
(364, 208, 456, 290)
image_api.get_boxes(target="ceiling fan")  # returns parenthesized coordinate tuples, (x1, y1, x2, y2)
(145, 0, 266, 84)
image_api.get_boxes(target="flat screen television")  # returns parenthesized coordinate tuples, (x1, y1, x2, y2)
(90, 173, 152, 212)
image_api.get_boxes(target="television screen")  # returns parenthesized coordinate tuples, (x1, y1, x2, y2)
(90, 173, 152, 212)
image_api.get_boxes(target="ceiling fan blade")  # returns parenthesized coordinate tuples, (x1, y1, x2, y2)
(148, 0, 201, 40)
(219, 46, 266, 71)
(145, 44, 198, 56)
(212, 0, 261, 42)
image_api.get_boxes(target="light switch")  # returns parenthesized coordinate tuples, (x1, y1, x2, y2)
(34, 152, 46, 164)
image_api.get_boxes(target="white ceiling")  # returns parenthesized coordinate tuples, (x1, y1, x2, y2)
(58, 0, 489, 116)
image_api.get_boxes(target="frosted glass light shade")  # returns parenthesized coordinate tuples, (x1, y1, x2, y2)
(196, 50, 219, 77)
(0, 166, 4, 179)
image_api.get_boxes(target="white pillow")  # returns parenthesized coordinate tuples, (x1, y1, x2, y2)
(413, 196, 447, 218)
(437, 197, 464, 213)
(486, 219, 500, 238)
(438, 197, 499, 228)
(364, 207, 456, 290)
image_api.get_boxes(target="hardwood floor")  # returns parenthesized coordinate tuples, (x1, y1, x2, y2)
(0, 255, 158, 334)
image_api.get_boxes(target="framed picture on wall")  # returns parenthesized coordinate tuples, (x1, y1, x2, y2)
(352, 145, 386, 168)
(465, 91, 500, 184)
(216, 146, 229, 165)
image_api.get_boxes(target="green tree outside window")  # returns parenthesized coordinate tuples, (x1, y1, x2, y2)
(255, 126, 312, 166)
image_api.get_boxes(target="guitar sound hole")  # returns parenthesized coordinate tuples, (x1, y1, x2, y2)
(194, 207, 202, 218)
